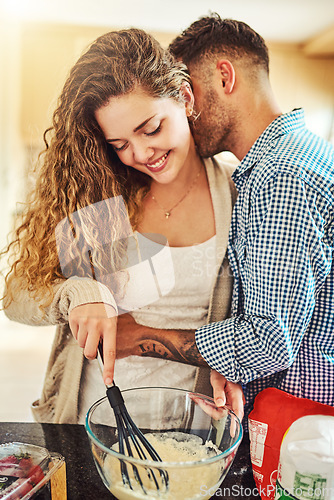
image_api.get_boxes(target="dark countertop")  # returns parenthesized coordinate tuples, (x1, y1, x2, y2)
(0, 422, 259, 499)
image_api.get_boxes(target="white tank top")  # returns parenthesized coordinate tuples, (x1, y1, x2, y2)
(78, 234, 217, 423)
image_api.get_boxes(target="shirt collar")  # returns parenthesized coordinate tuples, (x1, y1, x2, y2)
(232, 108, 306, 182)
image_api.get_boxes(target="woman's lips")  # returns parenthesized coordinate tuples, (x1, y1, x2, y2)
(145, 151, 170, 173)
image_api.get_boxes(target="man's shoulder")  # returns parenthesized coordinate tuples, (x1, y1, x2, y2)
(275, 127, 333, 163)
(255, 129, 334, 190)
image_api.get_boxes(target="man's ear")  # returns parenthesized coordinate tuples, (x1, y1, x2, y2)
(180, 81, 195, 116)
(216, 60, 235, 94)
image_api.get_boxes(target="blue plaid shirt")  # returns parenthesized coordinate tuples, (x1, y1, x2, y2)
(196, 109, 334, 416)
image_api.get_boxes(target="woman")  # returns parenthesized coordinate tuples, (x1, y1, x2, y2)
(2, 28, 243, 424)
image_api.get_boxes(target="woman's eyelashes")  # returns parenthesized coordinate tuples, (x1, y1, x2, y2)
(113, 143, 127, 152)
(111, 123, 162, 151)
(145, 124, 161, 136)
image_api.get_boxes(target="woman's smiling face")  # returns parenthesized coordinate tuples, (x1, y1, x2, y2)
(95, 86, 195, 184)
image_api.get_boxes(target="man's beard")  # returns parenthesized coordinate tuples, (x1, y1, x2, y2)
(190, 94, 233, 158)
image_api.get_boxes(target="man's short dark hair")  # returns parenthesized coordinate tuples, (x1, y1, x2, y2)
(169, 13, 269, 74)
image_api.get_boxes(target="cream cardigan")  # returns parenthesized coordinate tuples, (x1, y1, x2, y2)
(4, 157, 236, 423)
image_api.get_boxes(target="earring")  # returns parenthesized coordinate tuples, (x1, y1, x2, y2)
(189, 110, 201, 122)
(187, 108, 193, 117)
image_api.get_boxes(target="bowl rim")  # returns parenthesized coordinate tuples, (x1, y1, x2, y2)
(85, 386, 243, 468)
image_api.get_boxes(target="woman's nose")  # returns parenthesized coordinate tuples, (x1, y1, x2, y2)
(132, 144, 154, 164)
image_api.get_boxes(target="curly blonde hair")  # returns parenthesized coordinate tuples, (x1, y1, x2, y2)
(2, 28, 190, 309)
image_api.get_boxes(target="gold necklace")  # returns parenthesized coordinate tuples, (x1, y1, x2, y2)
(151, 167, 202, 219)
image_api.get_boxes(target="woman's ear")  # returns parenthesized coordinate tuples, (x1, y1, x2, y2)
(180, 81, 195, 117)
(216, 60, 235, 94)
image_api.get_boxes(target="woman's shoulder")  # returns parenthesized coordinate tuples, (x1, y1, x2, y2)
(207, 153, 238, 177)
(203, 154, 239, 204)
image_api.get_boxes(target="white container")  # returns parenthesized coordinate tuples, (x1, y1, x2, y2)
(275, 415, 334, 500)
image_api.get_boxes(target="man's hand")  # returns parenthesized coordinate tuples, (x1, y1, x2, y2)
(210, 370, 245, 422)
(69, 302, 117, 385)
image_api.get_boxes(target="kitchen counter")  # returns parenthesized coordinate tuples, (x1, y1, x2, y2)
(0, 422, 259, 499)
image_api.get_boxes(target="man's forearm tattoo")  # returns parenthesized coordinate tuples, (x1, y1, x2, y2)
(137, 335, 206, 366)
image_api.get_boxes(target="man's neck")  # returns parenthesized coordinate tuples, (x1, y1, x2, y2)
(232, 86, 282, 161)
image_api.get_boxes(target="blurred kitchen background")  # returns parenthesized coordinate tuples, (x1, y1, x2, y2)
(1, 0, 334, 421)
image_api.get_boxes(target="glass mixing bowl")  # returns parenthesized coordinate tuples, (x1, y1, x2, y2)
(85, 386, 243, 500)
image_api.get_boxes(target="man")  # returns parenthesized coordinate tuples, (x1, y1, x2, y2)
(116, 14, 333, 422)
(166, 14, 334, 417)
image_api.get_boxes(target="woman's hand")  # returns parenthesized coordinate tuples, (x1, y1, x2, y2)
(69, 302, 117, 385)
(210, 370, 245, 422)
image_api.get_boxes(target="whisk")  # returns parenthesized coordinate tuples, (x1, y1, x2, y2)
(97, 344, 169, 494)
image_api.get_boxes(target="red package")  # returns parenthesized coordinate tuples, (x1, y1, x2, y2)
(248, 388, 334, 500)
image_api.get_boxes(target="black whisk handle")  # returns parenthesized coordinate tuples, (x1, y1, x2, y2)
(106, 385, 125, 413)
